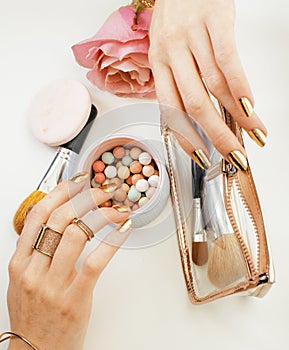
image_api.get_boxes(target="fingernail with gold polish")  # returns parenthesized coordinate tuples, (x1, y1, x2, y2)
(112, 205, 132, 213)
(117, 218, 132, 233)
(248, 128, 267, 147)
(239, 97, 253, 117)
(69, 172, 89, 183)
(192, 149, 211, 170)
(228, 150, 248, 171)
(99, 183, 118, 193)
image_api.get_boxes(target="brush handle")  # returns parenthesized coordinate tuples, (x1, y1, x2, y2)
(203, 172, 233, 238)
(191, 159, 206, 199)
(192, 165, 208, 265)
(61, 104, 97, 154)
(191, 161, 206, 236)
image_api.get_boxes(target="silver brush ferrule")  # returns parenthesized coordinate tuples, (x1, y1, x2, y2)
(37, 147, 78, 193)
(192, 198, 207, 242)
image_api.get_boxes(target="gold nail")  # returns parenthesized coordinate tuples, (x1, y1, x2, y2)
(117, 218, 132, 233)
(112, 205, 132, 213)
(99, 183, 118, 193)
(239, 97, 253, 117)
(69, 172, 89, 183)
(192, 149, 211, 170)
(248, 128, 267, 147)
(228, 150, 248, 171)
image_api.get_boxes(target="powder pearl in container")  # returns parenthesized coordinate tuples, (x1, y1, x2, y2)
(77, 134, 170, 228)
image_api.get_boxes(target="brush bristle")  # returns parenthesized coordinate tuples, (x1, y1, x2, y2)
(13, 190, 46, 235)
(207, 233, 246, 288)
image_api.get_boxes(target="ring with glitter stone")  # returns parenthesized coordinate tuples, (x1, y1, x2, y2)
(33, 224, 63, 258)
(71, 218, 94, 241)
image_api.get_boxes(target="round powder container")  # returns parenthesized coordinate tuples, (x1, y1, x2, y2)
(77, 134, 170, 228)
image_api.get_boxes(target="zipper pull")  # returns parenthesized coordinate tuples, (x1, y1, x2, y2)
(222, 161, 238, 176)
(206, 160, 238, 181)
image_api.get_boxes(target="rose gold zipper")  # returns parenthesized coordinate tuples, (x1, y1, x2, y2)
(224, 169, 259, 281)
(220, 104, 270, 283)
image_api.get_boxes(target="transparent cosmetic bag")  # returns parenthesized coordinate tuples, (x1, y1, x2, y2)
(161, 103, 275, 304)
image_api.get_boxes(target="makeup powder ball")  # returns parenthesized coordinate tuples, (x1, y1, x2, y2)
(27, 79, 92, 146)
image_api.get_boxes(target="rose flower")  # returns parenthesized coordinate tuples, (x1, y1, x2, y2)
(72, 5, 155, 98)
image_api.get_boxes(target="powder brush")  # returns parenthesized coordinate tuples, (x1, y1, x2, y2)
(13, 104, 97, 235)
(205, 159, 246, 289)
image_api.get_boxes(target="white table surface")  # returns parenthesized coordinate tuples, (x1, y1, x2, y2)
(1, 1, 288, 349)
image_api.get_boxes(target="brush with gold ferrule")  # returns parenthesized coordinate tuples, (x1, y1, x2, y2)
(13, 104, 97, 235)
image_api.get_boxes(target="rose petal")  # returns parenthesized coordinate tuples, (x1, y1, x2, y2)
(129, 53, 149, 67)
(72, 8, 150, 67)
(98, 38, 150, 60)
(110, 59, 138, 73)
(87, 68, 107, 90)
(119, 6, 152, 31)
(87, 66, 155, 98)
(109, 60, 151, 85)
(130, 68, 151, 85)
(99, 55, 119, 70)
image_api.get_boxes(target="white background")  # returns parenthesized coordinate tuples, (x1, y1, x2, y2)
(0, 1, 288, 349)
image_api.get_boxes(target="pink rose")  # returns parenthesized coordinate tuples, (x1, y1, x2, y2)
(72, 5, 155, 98)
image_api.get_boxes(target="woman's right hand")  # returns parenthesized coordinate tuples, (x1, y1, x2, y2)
(149, 0, 267, 171)
(7, 173, 131, 350)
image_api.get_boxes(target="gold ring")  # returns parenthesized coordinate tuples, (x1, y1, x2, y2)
(71, 218, 94, 241)
(33, 224, 63, 258)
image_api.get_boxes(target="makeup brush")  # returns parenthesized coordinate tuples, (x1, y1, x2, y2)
(205, 164, 246, 288)
(191, 159, 208, 266)
(13, 104, 97, 235)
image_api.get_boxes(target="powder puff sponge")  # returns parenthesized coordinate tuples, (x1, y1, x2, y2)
(28, 79, 91, 146)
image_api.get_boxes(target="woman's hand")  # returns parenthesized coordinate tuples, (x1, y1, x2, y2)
(149, 0, 267, 170)
(7, 173, 131, 350)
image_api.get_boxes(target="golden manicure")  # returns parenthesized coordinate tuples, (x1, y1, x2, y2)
(192, 149, 211, 170)
(239, 97, 253, 117)
(248, 128, 267, 147)
(69, 172, 89, 183)
(112, 205, 132, 213)
(99, 183, 118, 193)
(117, 218, 132, 233)
(228, 151, 248, 171)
